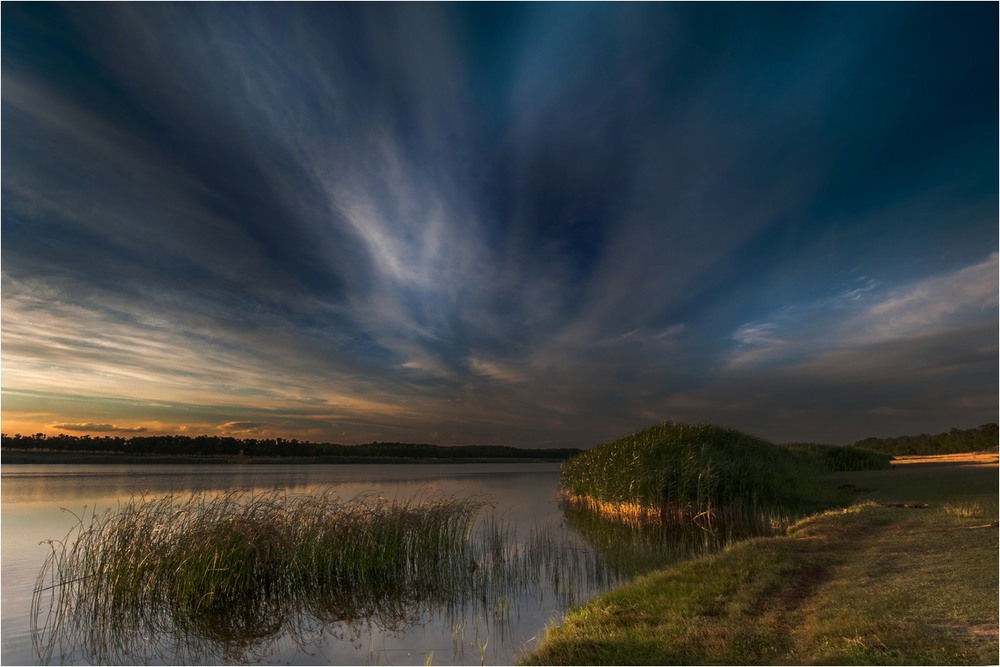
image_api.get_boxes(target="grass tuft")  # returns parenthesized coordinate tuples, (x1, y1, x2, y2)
(943, 501, 987, 520)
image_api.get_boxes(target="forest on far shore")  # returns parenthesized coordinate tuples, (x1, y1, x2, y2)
(0, 433, 581, 461)
(851, 423, 997, 456)
(1, 423, 995, 461)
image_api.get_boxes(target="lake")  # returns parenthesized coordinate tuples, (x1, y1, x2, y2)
(1, 462, 724, 665)
(2, 463, 591, 665)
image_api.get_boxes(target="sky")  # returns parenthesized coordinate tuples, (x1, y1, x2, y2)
(2, 3, 997, 448)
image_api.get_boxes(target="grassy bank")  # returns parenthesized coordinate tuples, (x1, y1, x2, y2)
(522, 457, 998, 665)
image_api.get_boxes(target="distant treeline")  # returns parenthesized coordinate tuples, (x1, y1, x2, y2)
(0, 433, 582, 461)
(851, 424, 998, 456)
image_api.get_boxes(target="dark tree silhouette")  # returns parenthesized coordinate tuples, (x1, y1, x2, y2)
(0, 433, 582, 461)
(851, 424, 998, 455)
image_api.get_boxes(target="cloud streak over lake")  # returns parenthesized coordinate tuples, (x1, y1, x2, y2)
(3, 4, 996, 445)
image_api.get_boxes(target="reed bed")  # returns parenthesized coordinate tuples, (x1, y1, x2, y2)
(559, 422, 837, 529)
(29, 481, 761, 664)
(32, 489, 488, 663)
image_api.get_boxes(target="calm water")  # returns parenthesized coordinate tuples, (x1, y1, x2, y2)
(1, 463, 619, 665)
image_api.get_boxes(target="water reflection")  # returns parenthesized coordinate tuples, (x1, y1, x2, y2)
(36, 578, 470, 665)
(12, 465, 781, 665)
(31, 488, 778, 665)
(558, 500, 781, 582)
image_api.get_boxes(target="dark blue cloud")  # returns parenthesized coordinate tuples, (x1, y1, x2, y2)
(2, 3, 996, 445)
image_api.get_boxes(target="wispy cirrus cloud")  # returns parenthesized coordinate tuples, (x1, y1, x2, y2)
(2, 4, 996, 445)
(725, 253, 997, 371)
(860, 252, 998, 343)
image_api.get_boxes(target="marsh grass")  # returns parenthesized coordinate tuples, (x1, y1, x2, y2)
(33, 486, 689, 664)
(32, 489, 491, 664)
(559, 422, 842, 533)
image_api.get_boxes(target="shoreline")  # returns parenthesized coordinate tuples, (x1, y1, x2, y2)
(521, 454, 999, 665)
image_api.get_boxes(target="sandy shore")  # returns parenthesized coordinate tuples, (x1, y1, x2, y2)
(891, 451, 998, 466)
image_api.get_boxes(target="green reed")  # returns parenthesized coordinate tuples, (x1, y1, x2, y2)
(32, 489, 488, 663)
(559, 422, 841, 528)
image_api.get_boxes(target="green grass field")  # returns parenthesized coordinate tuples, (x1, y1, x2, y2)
(522, 457, 999, 665)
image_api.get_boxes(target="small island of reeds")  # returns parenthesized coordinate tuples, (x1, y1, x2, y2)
(559, 421, 891, 530)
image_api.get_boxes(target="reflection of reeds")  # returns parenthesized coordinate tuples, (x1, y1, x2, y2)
(31, 482, 760, 665)
(32, 489, 488, 664)
(559, 491, 789, 534)
(557, 497, 781, 583)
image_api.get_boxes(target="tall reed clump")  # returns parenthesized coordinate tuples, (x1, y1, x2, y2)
(33, 489, 486, 662)
(560, 422, 830, 528)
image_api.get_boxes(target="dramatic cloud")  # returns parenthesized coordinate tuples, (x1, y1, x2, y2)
(860, 253, 998, 343)
(2, 4, 996, 446)
(50, 423, 148, 433)
(725, 253, 999, 372)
